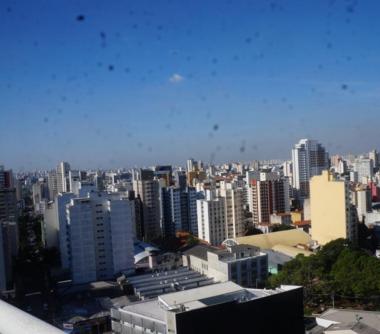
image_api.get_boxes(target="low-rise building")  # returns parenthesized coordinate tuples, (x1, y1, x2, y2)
(182, 244, 267, 287)
(111, 282, 305, 334)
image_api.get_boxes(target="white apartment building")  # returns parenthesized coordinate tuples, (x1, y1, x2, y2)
(351, 186, 372, 222)
(66, 192, 135, 284)
(353, 158, 374, 184)
(56, 161, 71, 193)
(197, 197, 226, 245)
(218, 181, 245, 239)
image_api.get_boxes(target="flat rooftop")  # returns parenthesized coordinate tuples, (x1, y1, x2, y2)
(317, 308, 380, 330)
(119, 282, 301, 319)
(122, 299, 166, 323)
(126, 267, 215, 299)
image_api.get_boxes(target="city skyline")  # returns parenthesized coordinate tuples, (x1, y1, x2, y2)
(1, 0, 380, 169)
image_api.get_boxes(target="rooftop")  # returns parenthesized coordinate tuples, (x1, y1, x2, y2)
(126, 267, 215, 299)
(183, 243, 263, 262)
(122, 299, 166, 323)
(317, 309, 380, 331)
(119, 282, 302, 317)
(233, 229, 312, 250)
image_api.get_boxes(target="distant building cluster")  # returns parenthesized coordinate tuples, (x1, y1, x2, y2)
(2, 139, 380, 333)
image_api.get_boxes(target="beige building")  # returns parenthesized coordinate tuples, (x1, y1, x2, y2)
(310, 171, 357, 245)
(219, 181, 245, 239)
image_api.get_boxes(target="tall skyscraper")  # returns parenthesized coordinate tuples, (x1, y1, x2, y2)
(310, 171, 357, 245)
(64, 192, 135, 284)
(291, 139, 329, 199)
(132, 169, 161, 241)
(56, 161, 71, 193)
(369, 149, 379, 170)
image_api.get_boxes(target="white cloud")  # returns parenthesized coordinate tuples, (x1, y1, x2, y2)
(169, 73, 184, 83)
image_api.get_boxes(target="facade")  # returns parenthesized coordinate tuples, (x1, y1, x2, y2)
(292, 139, 329, 199)
(111, 282, 305, 334)
(182, 244, 268, 287)
(61, 192, 135, 284)
(196, 197, 226, 245)
(310, 171, 357, 245)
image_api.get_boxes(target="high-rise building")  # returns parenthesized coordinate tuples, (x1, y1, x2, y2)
(0, 225, 7, 291)
(219, 181, 245, 239)
(248, 172, 290, 225)
(161, 187, 182, 237)
(32, 178, 49, 213)
(291, 139, 329, 199)
(47, 170, 58, 200)
(353, 158, 373, 183)
(173, 170, 187, 190)
(369, 149, 379, 170)
(0, 221, 18, 291)
(64, 192, 135, 284)
(187, 158, 196, 172)
(197, 197, 226, 245)
(351, 185, 372, 223)
(132, 169, 161, 241)
(310, 171, 357, 245)
(161, 186, 199, 238)
(154, 165, 173, 187)
(0, 166, 18, 223)
(68, 170, 80, 194)
(56, 161, 71, 193)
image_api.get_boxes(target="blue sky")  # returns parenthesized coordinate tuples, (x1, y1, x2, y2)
(1, 0, 380, 170)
